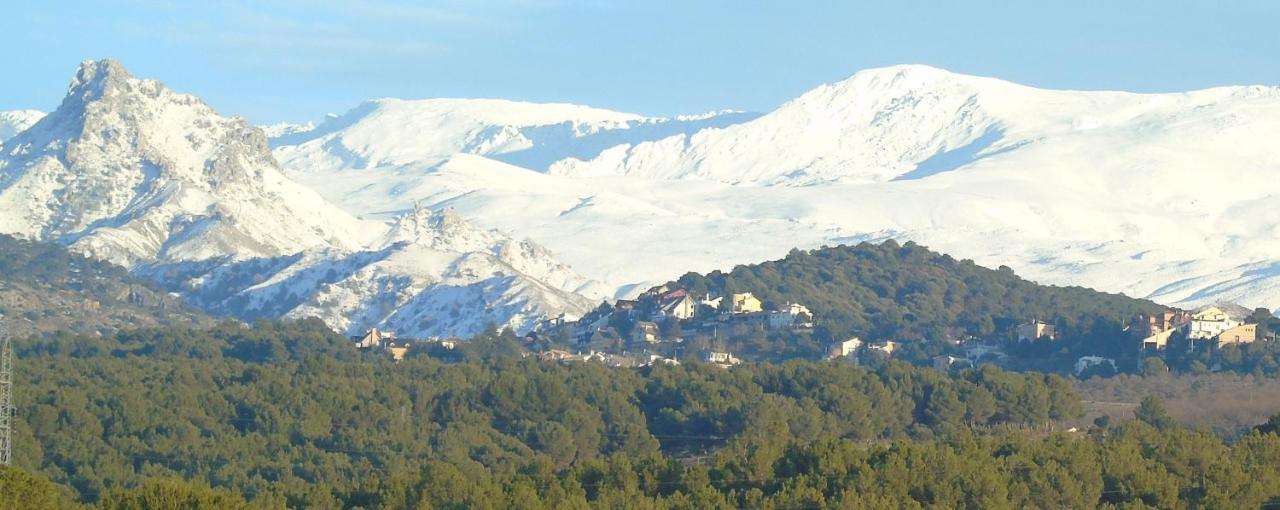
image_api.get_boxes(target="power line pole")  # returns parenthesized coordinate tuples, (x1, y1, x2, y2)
(0, 322, 13, 465)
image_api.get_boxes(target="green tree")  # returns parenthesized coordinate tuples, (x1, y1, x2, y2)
(98, 478, 252, 510)
(1140, 357, 1168, 376)
(1134, 396, 1175, 430)
(0, 465, 80, 510)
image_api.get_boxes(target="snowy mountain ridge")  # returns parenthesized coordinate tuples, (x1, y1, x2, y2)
(0, 109, 44, 142)
(0, 60, 599, 338)
(8, 59, 1280, 332)
(273, 97, 758, 177)
(550, 64, 1280, 185)
(273, 64, 1280, 312)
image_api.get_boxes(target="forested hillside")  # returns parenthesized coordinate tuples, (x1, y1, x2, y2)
(0, 234, 214, 336)
(2, 320, 1279, 508)
(10, 320, 1078, 505)
(672, 240, 1164, 343)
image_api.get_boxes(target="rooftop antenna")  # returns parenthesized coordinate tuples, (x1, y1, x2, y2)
(0, 320, 13, 465)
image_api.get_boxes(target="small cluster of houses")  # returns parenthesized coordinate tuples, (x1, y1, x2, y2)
(349, 298, 1274, 377)
(539, 286, 815, 350)
(517, 286, 816, 369)
(533, 349, 681, 368)
(351, 328, 455, 361)
(1131, 304, 1265, 352)
(822, 335, 993, 374)
(1004, 304, 1273, 376)
(1003, 305, 1272, 375)
(531, 348, 741, 368)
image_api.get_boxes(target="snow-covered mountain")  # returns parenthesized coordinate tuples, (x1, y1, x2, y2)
(274, 97, 756, 177)
(10, 59, 1279, 330)
(260, 121, 316, 139)
(0, 60, 372, 265)
(275, 65, 1280, 311)
(0, 109, 44, 142)
(142, 206, 597, 336)
(0, 60, 599, 337)
(550, 65, 1280, 186)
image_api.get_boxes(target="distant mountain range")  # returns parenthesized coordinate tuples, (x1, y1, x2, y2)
(0, 60, 597, 338)
(3, 59, 1279, 338)
(268, 64, 1280, 311)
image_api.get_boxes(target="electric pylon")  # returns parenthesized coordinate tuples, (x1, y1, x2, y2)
(0, 322, 13, 465)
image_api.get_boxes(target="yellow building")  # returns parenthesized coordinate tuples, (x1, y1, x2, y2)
(1216, 323, 1257, 345)
(1141, 328, 1178, 351)
(868, 341, 899, 356)
(730, 292, 763, 314)
(1015, 320, 1056, 342)
(354, 328, 395, 349)
(386, 345, 410, 362)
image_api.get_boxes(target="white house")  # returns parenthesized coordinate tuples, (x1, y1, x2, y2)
(646, 354, 680, 366)
(660, 294, 699, 320)
(1189, 305, 1242, 340)
(767, 302, 814, 329)
(704, 351, 742, 366)
(827, 337, 863, 358)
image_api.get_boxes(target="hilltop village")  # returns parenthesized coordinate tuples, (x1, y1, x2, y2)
(351, 282, 1278, 377)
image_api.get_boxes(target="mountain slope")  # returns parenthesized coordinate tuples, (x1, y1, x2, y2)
(274, 65, 1280, 312)
(0, 234, 213, 337)
(0, 109, 44, 142)
(0, 60, 600, 338)
(146, 206, 597, 337)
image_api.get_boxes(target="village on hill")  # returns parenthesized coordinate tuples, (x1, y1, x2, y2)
(348, 281, 1278, 378)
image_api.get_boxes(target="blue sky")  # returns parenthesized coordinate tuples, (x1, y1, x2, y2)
(3, 1, 1278, 124)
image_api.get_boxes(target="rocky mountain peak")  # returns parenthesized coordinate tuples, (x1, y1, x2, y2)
(0, 59, 371, 263)
(1, 59, 612, 338)
(66, 59, 135, 105)
(382, 204, 497, 253)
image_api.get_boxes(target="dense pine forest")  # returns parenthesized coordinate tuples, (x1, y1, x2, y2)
(0, 239, 1278, 507)
(0, 320, 1278, 508)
